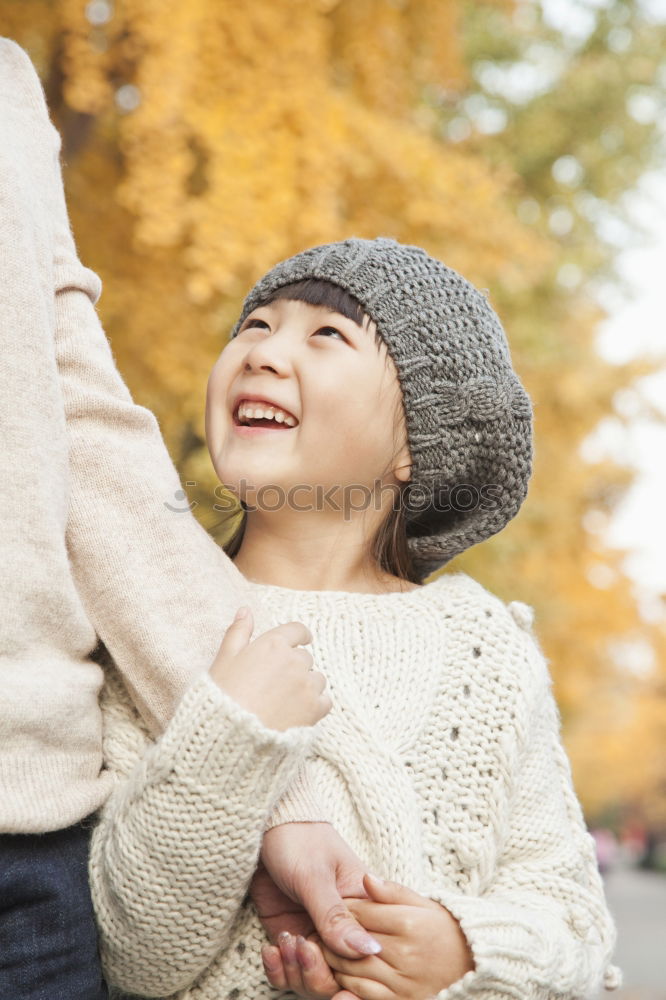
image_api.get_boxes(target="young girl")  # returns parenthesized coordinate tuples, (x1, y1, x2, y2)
(89, 236, 623, 999)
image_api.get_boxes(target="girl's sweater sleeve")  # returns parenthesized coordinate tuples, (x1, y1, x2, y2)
(89, 658, 313, 997)
(430, 605, 622, 1000)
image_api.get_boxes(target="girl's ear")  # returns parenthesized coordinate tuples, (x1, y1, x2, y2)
(394, 443, 412, 483)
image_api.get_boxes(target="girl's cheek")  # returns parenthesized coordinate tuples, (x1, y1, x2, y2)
(205, 365, 234, 446)
(208, 355, 234, 400)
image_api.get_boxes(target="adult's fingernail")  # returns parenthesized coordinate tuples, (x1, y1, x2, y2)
(296, 936, 316, 970)
(344, 929, 382, 955)
(235, 605, 250, 620)
(278, 931, 297, 964)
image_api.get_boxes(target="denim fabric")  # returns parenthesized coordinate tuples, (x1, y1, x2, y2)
(0, 819, 108, 1000)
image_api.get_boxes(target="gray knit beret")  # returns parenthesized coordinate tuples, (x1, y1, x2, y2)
(229, 236, 533, 581)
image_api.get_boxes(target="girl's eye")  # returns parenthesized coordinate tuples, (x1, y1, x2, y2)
(315, 326, 346, 341)
(241, 319, 269, 332)
(240, 319, 347, 342)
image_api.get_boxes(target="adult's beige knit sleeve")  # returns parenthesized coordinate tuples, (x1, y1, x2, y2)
(49, 151, 269, 736)
(429, 608, 622, 999)
(1, 36, 266, 737)
(48, 130, 328, 819)
(89, 657, 314, 997)
(1, 37, 279, 736)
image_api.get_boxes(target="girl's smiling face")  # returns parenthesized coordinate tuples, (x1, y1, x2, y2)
(205, 297, 411, 512)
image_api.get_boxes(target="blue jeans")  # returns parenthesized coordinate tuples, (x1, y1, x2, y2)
(0, 819, 108, 1000)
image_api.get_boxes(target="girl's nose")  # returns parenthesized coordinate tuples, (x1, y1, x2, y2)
(242, 334, 294, 376)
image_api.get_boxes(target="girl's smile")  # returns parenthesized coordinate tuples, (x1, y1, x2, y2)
(231, 393, 300, 436)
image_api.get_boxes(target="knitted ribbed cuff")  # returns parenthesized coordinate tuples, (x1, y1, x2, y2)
(265, 760, 331, 830)
(153, 671, 314, 805)
(429, 886, 623, 998)
(54, 257, 103, 304)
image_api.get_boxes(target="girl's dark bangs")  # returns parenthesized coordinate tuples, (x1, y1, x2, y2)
(258, 278, 384, 348)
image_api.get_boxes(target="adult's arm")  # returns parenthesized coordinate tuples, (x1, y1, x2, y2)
(50, 142, 267, 735)
(2, 36, 268, 735)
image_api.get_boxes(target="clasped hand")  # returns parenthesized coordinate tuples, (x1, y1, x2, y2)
(261, 872, 475, 1000)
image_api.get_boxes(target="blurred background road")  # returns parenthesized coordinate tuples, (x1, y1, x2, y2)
(594, 863, 666, 999)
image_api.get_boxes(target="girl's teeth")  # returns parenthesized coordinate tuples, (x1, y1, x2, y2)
(236, 401, 297, 425)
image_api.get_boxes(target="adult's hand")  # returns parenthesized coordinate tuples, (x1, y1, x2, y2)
(260, 928, 341, 999)
(252, 823, 382, 962)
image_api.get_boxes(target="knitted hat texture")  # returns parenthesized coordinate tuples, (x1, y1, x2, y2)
(229, 236, 533, 580)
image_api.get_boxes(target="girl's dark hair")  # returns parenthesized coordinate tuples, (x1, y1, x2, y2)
(220, 278, 419, 584)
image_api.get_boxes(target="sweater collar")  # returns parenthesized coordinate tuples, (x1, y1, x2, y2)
(243, 570, 464, 606)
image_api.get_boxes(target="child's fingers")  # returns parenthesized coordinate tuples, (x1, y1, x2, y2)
(344, 898, 415, 935)
(295, 935, 340, 997)
(334, 973, 393, 1000)
(321, 935, 394, 972)
(324, 926, 406, 975)
(320, 946, 388, 983)
(261, 944, 287, 990)
(362, 872, 427, 908)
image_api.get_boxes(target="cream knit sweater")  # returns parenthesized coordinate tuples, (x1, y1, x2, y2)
(0, 38, 318, 833)
(90, 570, 623, 999)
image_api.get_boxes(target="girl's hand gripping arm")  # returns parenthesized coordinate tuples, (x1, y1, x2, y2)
(90, 609, 328, 996)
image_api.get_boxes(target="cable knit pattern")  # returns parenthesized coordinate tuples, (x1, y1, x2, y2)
(91, 571, 622, 999)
